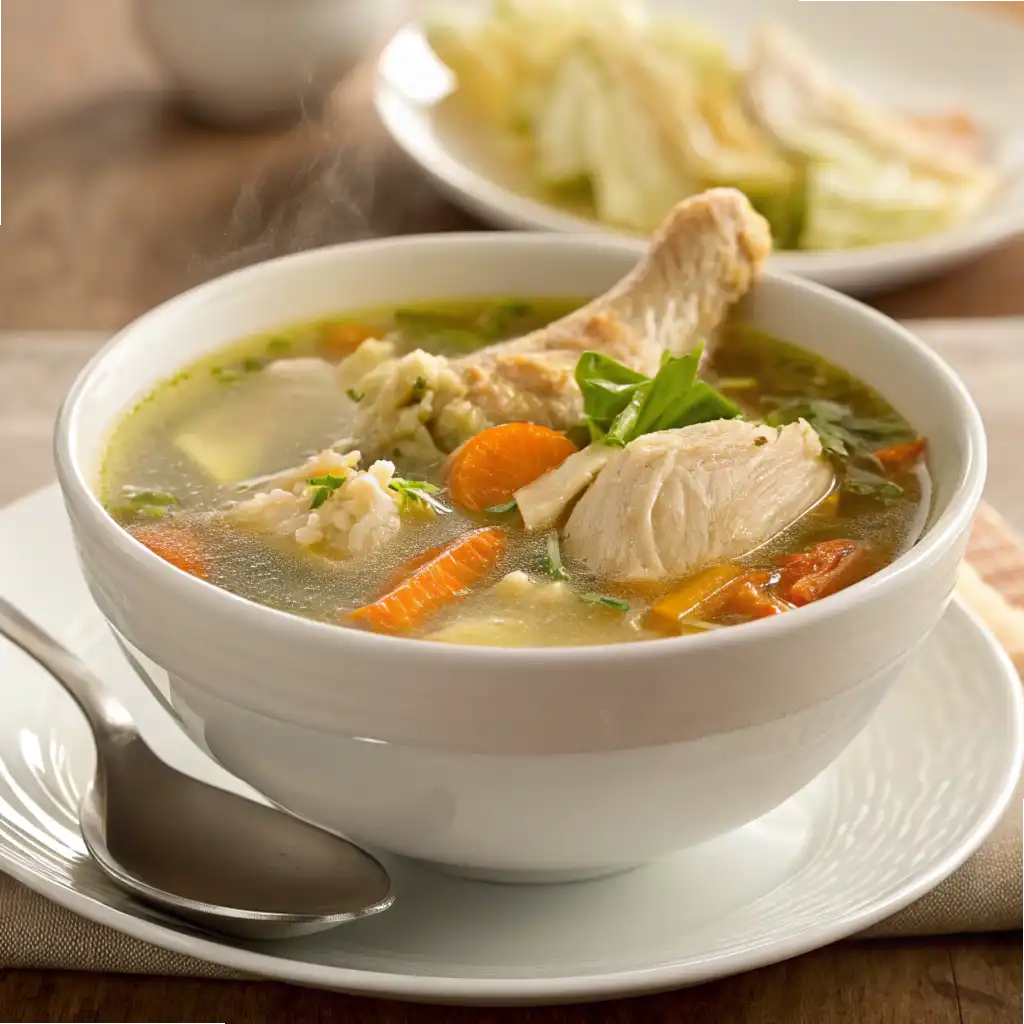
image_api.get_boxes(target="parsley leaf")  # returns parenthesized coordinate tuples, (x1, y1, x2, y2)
(485, 499, 518, 514)
(389, 477, 448, 514)
(542, 533, 569, 581)
(580, 593, 630, 613)
(307, 473, 346, 510)
(576, 344, 739, 447)
(108, 487, 179, 521)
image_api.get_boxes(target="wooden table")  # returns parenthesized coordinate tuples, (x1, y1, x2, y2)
(1, 1, 1022, 1020)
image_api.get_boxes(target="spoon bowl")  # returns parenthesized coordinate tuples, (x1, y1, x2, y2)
(0, 596, 394, 940)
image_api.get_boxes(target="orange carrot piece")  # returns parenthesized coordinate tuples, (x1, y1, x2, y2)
(873, 437, 927, 470)
(725, 573, 790, 620)
(347, 527, 505, 633)
(447, 423, 578, 512)
(320, 322, 383, 359)
(130, 525, 209, 580)
(777, 539, 875, 607)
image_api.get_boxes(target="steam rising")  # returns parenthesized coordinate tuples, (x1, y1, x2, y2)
(191, 68, 480, 281)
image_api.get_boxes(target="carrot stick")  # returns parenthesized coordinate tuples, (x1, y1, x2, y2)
(319, 322, 384, 359)
(776, 539, 875, 606)
(647, 564, 746, 630)
(447, 422, 578, 512)
(347, 527, 505, 633)
(873, 437, 927, 470)
(725, 576, 790, 620)
(130, 525, 209, 580)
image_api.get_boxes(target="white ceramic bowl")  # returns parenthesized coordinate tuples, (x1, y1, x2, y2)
(54, 234, 985, 882)
(137, 0, 405, 125)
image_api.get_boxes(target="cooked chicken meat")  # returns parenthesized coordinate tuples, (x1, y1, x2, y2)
(562, 419, 834, 582)
(451, 187, 772, 430)
(343, 188, 771, 457)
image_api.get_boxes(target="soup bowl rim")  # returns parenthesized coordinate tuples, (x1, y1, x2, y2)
(53, 230, 987, 666)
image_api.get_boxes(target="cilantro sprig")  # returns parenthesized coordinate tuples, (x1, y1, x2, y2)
(576, 343, 740, 447)
(388, 477, 448, 514)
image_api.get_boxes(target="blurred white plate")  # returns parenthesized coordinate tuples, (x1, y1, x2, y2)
(375, 0, 1024, 295)
(0, 486, 1021, 1004)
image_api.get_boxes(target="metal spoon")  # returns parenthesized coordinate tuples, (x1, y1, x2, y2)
(0, 597, 394, 940)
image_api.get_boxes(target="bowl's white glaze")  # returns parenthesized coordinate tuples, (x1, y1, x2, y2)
(54, 234, 985, 880)
(137, 0, 403, 125)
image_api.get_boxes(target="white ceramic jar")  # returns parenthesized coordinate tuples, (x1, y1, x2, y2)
(137, 0, 406, 125)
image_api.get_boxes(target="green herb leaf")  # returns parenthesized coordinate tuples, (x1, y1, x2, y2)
(580, 593, 630, 612)
(109, 487, 179, 522)
(764, 399, 911, 459)
(211, 366, 241, 384)
(605, 384, 650, 447)
(542, 533, 569, 581)
(307, 473, 347, 510)
(576, 345, 740, 447)
(389, 477, 447, 514)
(843, 462, 904, 504)
(346, 388, 364, 403)
(411, 375, 428, 399)
(485, 499, 518, 514)
(266, 337, 291, 355)
(575, 352, 649, 427)
(630, 345, 703, 437)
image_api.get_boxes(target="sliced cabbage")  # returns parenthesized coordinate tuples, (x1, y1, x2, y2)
(743, 24, 997, 248)
(534, 44, 694, 232)
(801, 159, 994, 251)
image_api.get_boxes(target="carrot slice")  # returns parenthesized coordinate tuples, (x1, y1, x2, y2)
(647, 564, 746, 630)
(320, 322, 383, 359)
(447, 423, 578, 512)
(873, 437, 927, 470)
(725, 573, 791, 620)
(777, 539, 875, 606)
(130, 525, 209, 580)
(347, 527, 505, 633)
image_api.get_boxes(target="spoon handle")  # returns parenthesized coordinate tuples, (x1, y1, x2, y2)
(0, 596, 137, 742)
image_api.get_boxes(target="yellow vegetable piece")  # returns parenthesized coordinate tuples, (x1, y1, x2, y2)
(647, 563, 746, 631)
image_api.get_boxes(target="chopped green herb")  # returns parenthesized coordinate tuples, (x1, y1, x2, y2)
(211, 356, 266, 384)
(576, 344, 739, 447)
(307, 473, 347, 510)
(763, 399, 911, 459)
(389, 477, 448, 514)
(485, 499, 518, 514)
(265, 337, 291, 355)
(843, 462, 904, 503)
(580, 593, 630, 613)
(108, 487, 178, 521)
(346, 388, 364, 403)
(542, 533, 569, 581)
(754, 435, 768, 447)
(411, 375, 428, 399)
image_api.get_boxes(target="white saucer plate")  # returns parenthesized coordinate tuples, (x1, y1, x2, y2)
(1, 486, 1021, 1006)
(375, 0, 1024, 296)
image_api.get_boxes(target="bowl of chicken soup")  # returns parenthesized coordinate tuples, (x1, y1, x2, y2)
(55, 190, 985, 881)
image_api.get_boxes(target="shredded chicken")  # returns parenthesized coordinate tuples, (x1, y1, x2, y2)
(562, 420, 834, 582)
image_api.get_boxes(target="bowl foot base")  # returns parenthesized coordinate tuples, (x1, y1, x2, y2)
(423, 861, 644, 885)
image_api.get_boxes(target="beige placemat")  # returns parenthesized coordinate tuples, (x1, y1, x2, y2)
(0, 322, 1022, 973)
